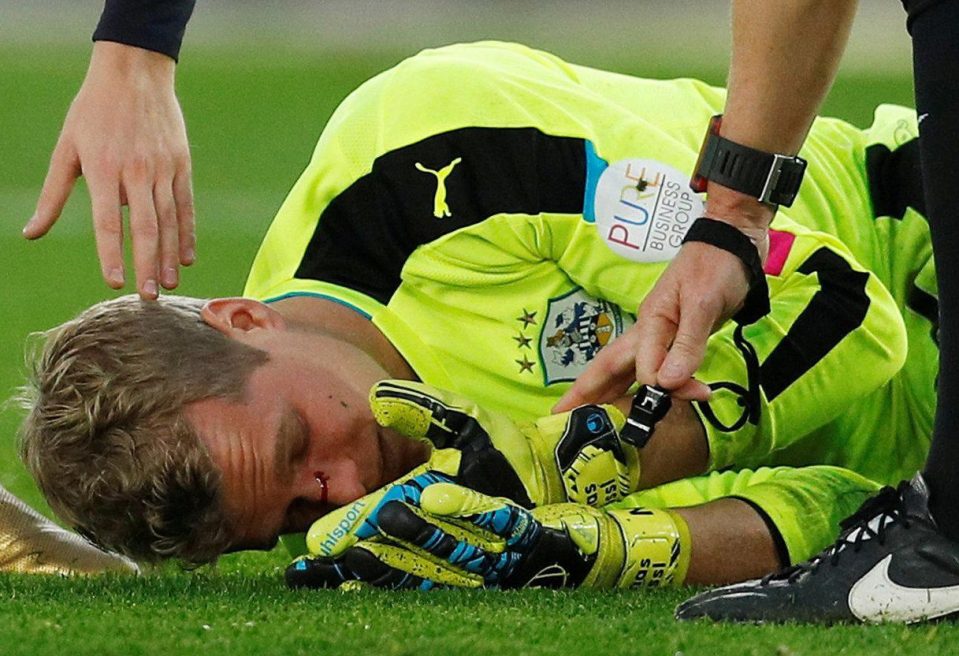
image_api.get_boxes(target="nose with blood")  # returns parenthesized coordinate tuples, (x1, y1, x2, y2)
(314, 471, 330, 504)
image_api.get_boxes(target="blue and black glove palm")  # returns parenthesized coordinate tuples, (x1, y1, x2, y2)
(286, 482, 691, 591)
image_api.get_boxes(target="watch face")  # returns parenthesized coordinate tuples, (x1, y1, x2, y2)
(590, 158, 704, 263)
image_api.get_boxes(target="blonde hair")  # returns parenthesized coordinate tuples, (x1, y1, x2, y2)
(18, 295, 269, 565)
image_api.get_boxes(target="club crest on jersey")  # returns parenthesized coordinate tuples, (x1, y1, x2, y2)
(539, 289, 633, 384)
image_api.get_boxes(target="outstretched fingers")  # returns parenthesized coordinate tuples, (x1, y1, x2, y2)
(284, 545, 465, 591)
(24, 140, 81, 240)
(124, 167, 161, 299)
(285, 554, 356, 589)
(86, 169, 126, 288)
(154, 173, 180, 290)
(351, 540, 480, 589)
(292, 483, 542, 591)
(173, 168, 196, 266)
(376, 499, 514, 584)
(419, 483, 539, 550)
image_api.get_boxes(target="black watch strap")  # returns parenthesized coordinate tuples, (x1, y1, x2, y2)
(691, 115, 807, 207)
(682, 217, 771, 325)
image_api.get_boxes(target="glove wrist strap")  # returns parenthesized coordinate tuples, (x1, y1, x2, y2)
(606, 507, 691, 588)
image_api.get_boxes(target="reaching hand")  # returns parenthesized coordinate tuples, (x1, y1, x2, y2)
(556, 217, 769, 411)
(23, 41, 194, 299)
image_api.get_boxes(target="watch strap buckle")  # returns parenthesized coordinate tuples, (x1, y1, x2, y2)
(759, 153, 807, 206)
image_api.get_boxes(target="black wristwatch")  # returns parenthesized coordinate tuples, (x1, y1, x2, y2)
(690, 115, 807, 207)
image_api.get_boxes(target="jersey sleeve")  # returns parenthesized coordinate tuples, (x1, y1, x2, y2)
(692, 226, 908, 471)
(93, 0, 196, 61)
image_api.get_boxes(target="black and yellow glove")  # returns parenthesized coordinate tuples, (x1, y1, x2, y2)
(368, 379, 639, 509)
(286, 482, 691, 590)
(293, 379, 644, 562)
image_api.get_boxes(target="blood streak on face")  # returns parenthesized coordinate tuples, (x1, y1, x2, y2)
(314, 471, 330, 504)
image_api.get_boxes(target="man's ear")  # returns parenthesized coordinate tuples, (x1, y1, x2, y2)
(201, 298, 287, 337)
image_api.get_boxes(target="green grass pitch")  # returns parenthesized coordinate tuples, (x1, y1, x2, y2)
(0, 41, 951, 654)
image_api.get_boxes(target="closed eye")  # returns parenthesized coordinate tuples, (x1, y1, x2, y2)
(274, 409, 310, 485)
(289, 411, 310, 465)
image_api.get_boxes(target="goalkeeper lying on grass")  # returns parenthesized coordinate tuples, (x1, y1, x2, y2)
(15, 42, 936, 589)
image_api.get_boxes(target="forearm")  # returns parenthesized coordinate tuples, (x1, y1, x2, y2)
(708, 0, 859, 229)
(93, 0, 197, 62)
(641, 400, 709, 488)
(621, 465, 882, 584)
(697, 237, 906, 472)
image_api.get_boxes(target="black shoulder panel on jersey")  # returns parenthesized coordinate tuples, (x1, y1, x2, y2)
(759, 248, 870, 402)
(865, 138, 926, 220)
(294, 127, 587, 304)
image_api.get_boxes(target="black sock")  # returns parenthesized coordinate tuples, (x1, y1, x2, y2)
(908, 0, 959, 539)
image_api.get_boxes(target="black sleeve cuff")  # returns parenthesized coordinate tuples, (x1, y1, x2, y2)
(93, 0, 197, 62)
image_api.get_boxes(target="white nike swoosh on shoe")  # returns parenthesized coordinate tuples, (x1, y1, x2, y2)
(848, 554, 959, 623)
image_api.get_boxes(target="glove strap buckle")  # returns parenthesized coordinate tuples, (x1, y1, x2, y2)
(621, 385, 672, 448)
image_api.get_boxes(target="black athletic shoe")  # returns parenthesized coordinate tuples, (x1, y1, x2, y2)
(676, 474, 959, 623)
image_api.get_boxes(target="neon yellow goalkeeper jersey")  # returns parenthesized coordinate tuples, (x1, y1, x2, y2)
(245, 41, 930, 484)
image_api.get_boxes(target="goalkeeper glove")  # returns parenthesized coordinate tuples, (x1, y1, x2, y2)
(303, 379, 645, 559)
(286, 482, 691, 590)
(369, 379, 640, 508)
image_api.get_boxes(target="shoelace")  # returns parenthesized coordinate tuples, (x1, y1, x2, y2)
(760, 483, 910, 585)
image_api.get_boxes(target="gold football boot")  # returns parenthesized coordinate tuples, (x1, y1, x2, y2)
(0, 484, 138, 575)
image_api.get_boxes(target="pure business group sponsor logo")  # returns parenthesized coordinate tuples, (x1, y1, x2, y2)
(583, 142, 704, 263)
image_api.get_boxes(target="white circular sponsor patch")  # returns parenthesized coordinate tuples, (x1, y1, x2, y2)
(593, 159, 703, 262)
